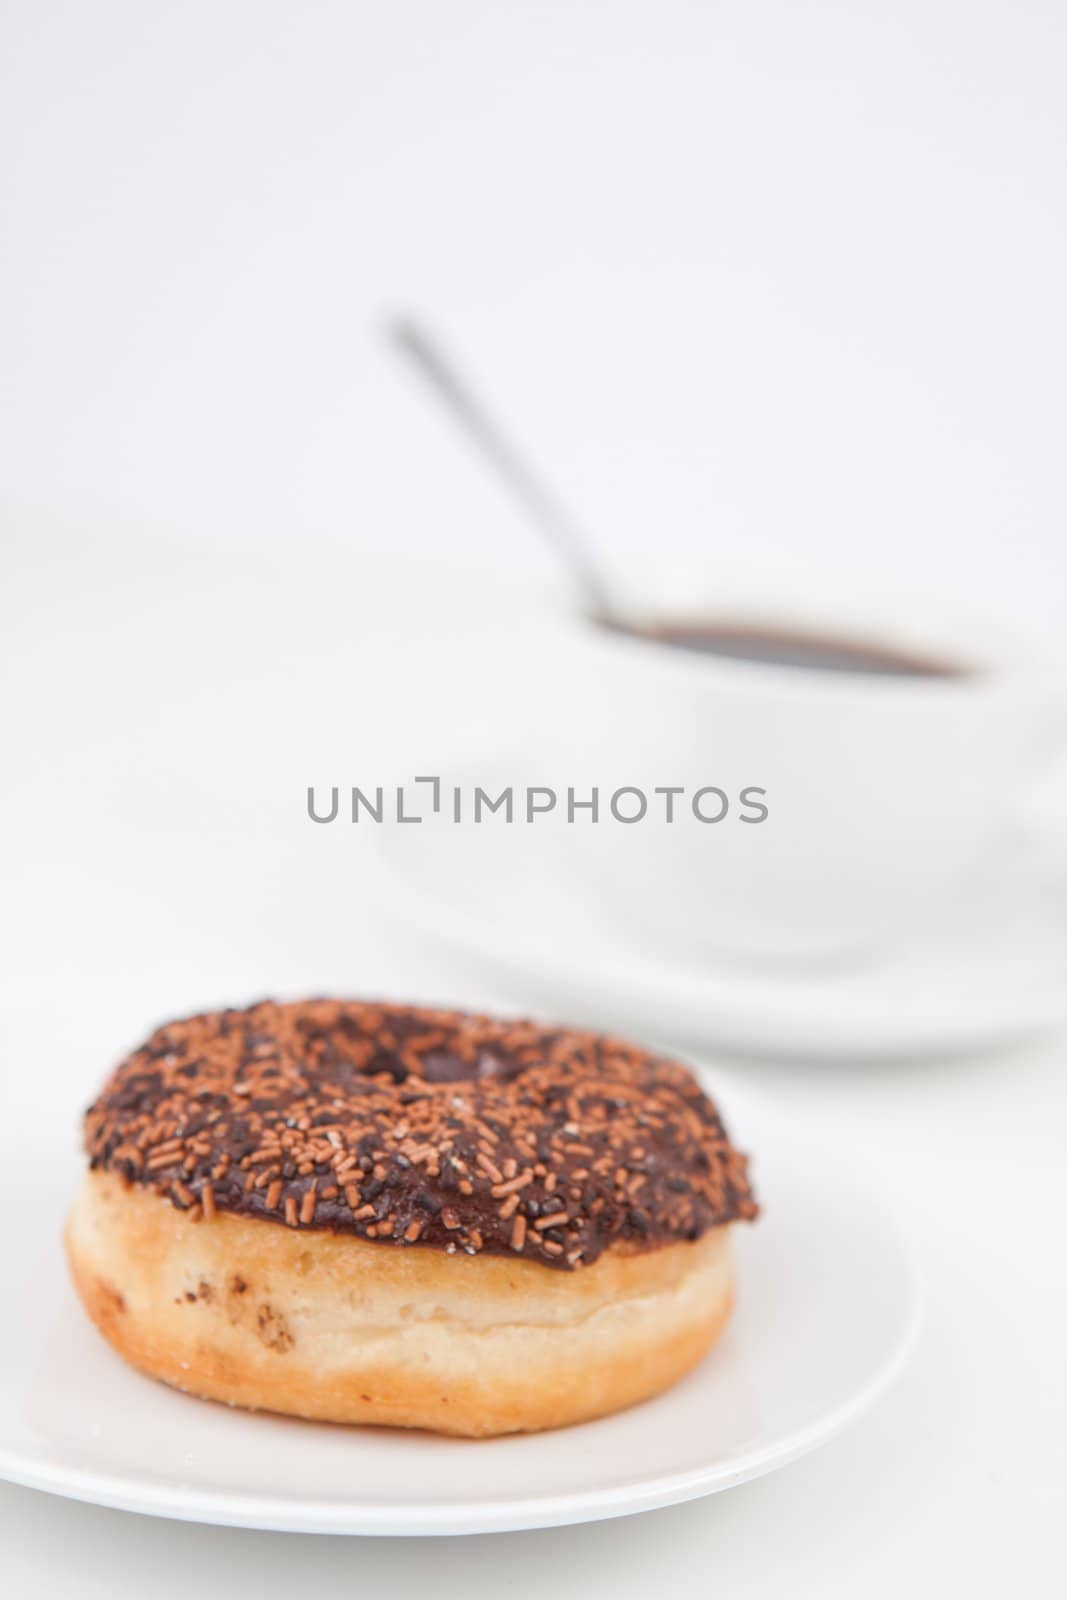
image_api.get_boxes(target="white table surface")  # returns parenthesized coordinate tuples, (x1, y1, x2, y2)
(3, 541, 1066, 1594)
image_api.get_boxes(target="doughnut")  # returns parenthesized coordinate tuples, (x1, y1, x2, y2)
(66, 999, 758, 1436)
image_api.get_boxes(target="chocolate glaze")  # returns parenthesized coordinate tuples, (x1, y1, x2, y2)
(84, 999, 758, 1270)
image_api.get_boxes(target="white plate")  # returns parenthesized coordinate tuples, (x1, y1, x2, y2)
(366, 765, 1067, 1059)
(0, 1093, 918, 1535)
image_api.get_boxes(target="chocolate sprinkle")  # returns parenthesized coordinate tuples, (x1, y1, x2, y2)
(83, 999, 758, 1270)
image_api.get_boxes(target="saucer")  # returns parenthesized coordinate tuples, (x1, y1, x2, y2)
(366, 759, 1067, 1060)
(0, 1096, 918, 1533)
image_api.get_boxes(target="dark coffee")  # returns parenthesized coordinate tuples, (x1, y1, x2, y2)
(605, 619, 965, 679)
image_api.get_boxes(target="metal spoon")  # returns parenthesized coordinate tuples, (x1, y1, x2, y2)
(388, 316, 617, 621)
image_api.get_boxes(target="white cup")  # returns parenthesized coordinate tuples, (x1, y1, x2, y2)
(521, 568, 1065, 964)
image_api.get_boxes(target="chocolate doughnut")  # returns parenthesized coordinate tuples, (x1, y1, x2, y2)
(66, 999, 758, 1436)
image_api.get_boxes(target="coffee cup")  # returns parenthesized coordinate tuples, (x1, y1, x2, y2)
(521, 566, 1065, 964)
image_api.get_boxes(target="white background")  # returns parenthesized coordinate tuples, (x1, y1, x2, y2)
(3, 0, 1066, 624)
(3, 2, 1066, 1594)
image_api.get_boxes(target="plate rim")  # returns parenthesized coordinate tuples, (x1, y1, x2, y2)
(0, 1308, 920, 1536)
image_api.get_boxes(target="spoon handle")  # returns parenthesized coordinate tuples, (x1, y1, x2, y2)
(389, 317, 614, 619)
